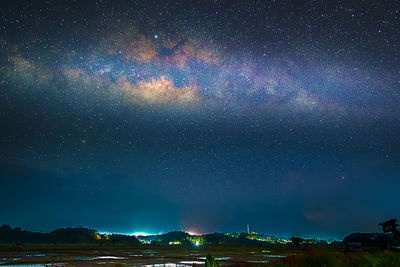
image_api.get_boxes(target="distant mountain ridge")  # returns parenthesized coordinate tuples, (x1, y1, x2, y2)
(0, 224, 140, 245)
(0, 225, 292, 246)
(0, 224, 397, 249)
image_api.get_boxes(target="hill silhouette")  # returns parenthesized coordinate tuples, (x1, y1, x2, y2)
(0, 224, 140, 245)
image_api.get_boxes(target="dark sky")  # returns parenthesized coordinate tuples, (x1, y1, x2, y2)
(1, 0, 400, 239)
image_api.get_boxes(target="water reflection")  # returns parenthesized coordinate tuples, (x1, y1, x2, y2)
(10, 264, 66, 267)
(264, 254, 286, 258)
(145, 264, 188, 267)
(0, 248, 289, 266)
(93, 256, 126, 260)
(179, 260, 204, 264)
(198, 256, 231, 261)
(74, 256, 126, 261)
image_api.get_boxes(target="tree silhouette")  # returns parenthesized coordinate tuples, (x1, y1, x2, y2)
(290, 236, 304, 247)
(379, 219, 400, 245)
(379, 219, 399, 234)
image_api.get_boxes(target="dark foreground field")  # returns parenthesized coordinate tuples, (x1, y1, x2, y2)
(1, 245, 400, 267)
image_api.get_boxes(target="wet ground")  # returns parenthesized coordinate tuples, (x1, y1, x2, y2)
(0, 246, 289, 266)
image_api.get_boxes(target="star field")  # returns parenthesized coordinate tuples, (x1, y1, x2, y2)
(1, 0, 400, 239)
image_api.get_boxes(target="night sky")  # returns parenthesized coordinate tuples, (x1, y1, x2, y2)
(1, 0, 400, 239)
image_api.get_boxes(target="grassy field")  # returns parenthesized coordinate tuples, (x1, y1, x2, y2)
(0, 244, 399, 266)
(269, 248, 400, 267)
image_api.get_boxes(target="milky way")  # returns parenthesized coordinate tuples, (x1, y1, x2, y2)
(2, 8, 398, 119)
(1, 0, 400, 238)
